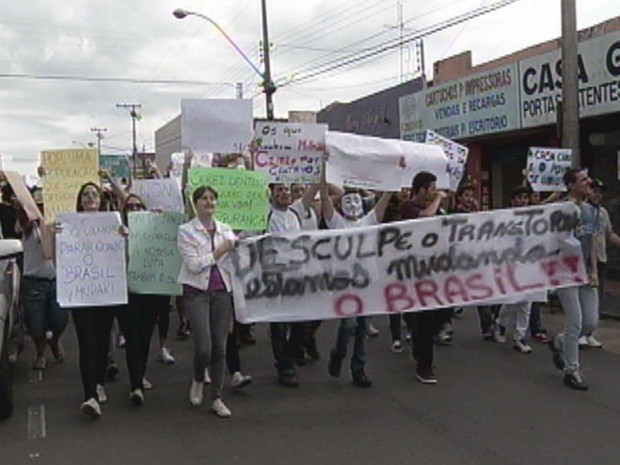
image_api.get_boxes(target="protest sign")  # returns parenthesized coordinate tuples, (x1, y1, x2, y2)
(326, 132, 448, 191)
(100, 155, 130, 181)
(225, 203, 586, 323)
(56, 212, 127, 307)
(398, 140, 449, 189)
(181, 99, 253, 154)
(4, 171, 42, 222)
(132, 178, 184, 213)
(424, 130, 469, 191)
(526, 147, 572, 192)
(253, 122, 327, 184)
(326, 132, 404, 191)
(188, 168, 269, 231)
(127, 212, 186, 295)
(41, 148, 99, 223)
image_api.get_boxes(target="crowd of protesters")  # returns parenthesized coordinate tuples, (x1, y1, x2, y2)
(0, 150, 617, 420)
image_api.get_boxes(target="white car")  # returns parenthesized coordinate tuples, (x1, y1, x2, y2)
(0, 239, 23, 420)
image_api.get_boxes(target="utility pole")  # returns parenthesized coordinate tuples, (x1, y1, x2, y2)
(261, 0, 276, 120)
(116, 103, 142, 176)
(90, 127, 107, 159)
(561, 0, 580, 167)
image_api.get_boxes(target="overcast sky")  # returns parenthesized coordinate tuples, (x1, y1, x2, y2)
(1, 0, 619, 176)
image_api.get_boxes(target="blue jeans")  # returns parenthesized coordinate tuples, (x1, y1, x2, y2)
(332, 317, 367, 372)
(556, 285, 599, 374)
(184, 291, 232, 400)
(22, 277, 68, 337)
(270, 322, 305, 376)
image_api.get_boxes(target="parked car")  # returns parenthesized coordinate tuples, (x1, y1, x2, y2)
(0, 239, 23, 420)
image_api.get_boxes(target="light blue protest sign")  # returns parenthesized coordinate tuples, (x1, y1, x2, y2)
(127, 211, 186, 295)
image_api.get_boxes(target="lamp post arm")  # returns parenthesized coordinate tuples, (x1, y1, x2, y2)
(183, 11, 264, 79)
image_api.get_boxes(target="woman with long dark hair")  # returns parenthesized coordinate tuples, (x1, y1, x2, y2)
(66, 182, 123, 417)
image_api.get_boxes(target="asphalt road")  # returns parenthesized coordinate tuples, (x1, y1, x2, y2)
(1, 307, 620, 465)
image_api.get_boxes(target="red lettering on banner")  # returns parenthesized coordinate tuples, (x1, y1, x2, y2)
(384, 283, 415, 313)
(540, 260, 560, 286)
(414, 280, 444, 307)
(493, 268, 507, 295)
(506, 264, 545, 292)
(562, 255, 585, 283)
(334, 294, 364, 317)
(444, 276, 470, 304)
(465, 273, 494, 300)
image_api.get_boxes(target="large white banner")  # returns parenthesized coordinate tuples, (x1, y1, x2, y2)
(424, 130, 469, 191)
(226, 203, 586, 323)
(56, 212, 127, 307)
(132, 178, 184, 213)
(253, 122, 327, 184)
(326, 132, 448, 191)
(526, 147, 572, 192)
(520, 30, 620, 128)
(181, 99, 253, 154)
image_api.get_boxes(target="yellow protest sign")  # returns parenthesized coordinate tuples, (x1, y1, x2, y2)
(41, 148, 100, 223)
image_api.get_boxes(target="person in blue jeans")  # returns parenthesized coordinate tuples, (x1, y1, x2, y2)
(320, 172, 392, 387)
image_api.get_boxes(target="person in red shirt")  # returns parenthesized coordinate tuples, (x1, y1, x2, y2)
(400, 172, 446, 384)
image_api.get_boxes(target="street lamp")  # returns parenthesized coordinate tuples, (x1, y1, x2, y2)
(173, 5, 276, 120)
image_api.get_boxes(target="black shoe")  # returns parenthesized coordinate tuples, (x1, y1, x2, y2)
(278, 374, 299, 388)
(416, 367, 438, 384)
(105, 362, 119, 382)
(176, 323, 190, 340)
(240, 331, 256, 345)
(563, 372, 589, 391)
(328, 350, 342, 378)
(549, 336, 565, 371)
(351, 369, 372, 387)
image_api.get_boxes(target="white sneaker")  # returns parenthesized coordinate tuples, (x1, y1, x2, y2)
(231, 371, 252, 389)
(390, 340, 403, 353)
(586, 335, 603, 348)
(142, 378, 154, 390)
(211, 398, 231, 418)
(367, 323, 379, 337)
(189, 379, 204, 406)
(96, 384, 107, 403)
(494, 325, 507, 344)
(158, 347, 176, 364)
(81, 398, 101, 417)
(513, 339, 533, 354)
(129, 388, 144, 406)
(204, 368, 211, 384)
(578, 335, 589, 347)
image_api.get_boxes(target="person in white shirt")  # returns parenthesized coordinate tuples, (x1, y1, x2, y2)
(320, 176, 392, 387)
(266, 183, 306, 387)
(177, 185, 236, 418)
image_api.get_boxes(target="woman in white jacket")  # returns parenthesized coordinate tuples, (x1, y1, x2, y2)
(177, 185, 236, 418)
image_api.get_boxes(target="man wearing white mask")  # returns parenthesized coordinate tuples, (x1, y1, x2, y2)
(320, 175, 392, 387)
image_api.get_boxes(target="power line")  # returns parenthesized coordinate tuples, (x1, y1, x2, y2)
(272, 0, 476, 82)
(282, 0, 522, 87)
(0, 72, 232, 86)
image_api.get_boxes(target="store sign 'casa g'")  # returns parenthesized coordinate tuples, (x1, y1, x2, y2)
(400, 30, 620, 140)
(520, 30, 620, 128)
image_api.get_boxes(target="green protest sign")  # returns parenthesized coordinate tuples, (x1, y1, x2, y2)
(188, 168, 269, 231)
(127, 212, 187, 296)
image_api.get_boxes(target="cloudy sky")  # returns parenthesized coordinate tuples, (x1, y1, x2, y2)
(1, 0, 619, 176)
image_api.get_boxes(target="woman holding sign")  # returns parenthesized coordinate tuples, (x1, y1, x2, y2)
(177, 185, 236, 418)
(67, 182, 123, 417)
